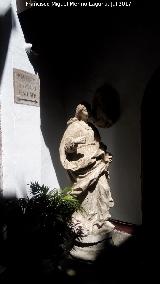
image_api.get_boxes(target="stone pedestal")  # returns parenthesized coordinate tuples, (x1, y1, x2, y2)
(70, 232, 113, 262)
(69, 229, 132, 262)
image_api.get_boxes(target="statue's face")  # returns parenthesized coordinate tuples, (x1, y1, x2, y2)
(79, 107, 89, 122)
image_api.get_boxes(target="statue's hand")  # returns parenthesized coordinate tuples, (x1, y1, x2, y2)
(104, 154, 112, 163)
(108, 155, 112, 163)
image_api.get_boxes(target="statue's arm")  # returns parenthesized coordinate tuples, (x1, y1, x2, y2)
(64, 136, 86, 153)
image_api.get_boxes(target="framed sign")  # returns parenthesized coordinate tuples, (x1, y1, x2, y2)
(13, 68, 40, 107)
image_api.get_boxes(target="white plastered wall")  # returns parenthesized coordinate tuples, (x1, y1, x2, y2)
(0, 0, 59, 197)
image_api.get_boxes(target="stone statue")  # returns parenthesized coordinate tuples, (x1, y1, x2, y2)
(59, 102, 115, 260)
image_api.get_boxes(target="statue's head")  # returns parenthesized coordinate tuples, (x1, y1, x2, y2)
(75, 102, 91, 122)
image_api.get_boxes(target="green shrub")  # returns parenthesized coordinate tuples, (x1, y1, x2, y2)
(1, 182, 82, 264)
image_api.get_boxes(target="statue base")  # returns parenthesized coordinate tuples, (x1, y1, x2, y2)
(70, 232, 113, 262)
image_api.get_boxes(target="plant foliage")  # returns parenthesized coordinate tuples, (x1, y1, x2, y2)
(0, 182, 82, 265)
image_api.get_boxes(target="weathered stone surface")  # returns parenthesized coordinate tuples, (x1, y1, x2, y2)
(70, 237, 113, 262)
(112, 229, 131, 246)
(59, 103, 115, 258)
(69, 229, 131, 261)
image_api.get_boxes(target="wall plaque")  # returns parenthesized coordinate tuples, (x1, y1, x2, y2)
(13, 68, 40, 107)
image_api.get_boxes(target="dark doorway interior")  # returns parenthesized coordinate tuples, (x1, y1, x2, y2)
(141, 67, 160, 231)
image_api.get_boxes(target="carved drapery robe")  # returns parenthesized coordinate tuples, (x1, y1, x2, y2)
(59, 118, 114, 239)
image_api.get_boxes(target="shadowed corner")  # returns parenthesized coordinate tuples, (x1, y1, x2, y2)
(94, 225, 144, 284)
